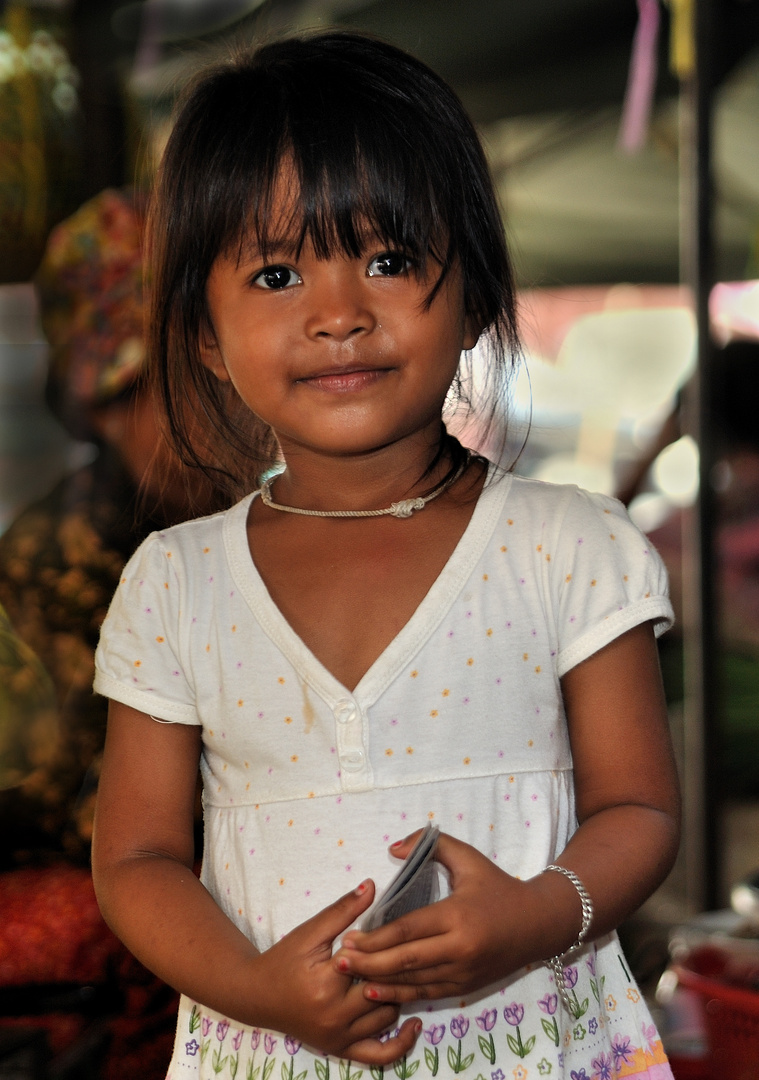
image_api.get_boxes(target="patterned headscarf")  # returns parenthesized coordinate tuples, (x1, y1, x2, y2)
(35, 188, 147, 440)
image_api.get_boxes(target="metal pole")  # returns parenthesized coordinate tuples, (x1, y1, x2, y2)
(679, 0, 720, 913)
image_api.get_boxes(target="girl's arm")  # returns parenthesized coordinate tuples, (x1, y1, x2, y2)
(332, 621, 681, 1001)
(92, 701, 421, 1062)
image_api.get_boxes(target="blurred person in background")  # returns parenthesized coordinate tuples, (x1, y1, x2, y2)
(0, 188, 211, 1080)
(0, 188, 210, 865)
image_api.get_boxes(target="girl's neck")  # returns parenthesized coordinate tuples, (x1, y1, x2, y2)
(266, 433, 462, 515)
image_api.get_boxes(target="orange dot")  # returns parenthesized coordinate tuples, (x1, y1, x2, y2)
(238, 699, 244, 707)
(203, 547, 210, 554)
(590, 580, 597, 587)
(406, 747, 414, 755)
(430, 709, 439, 718)
(535, 666, 541, 673)
(523, 653, 529, 661)
(442, 689, 450, 697)
(410, 670, 418, 678)
(290, 755, 298, 762)
(134, 660, 142, 667)
(467, 657, 474, 666)
(285, 716, 293, 724)
(385, 748, 394, 756)
(156, 636, 164, 643)
(278, 677, 285, 684)
(483, 573, 489, 581)
(566, 574, 572, 582)
(463, 757, 471, 765)
(486, 628, 493, 637)
(500, 545, 507, 552)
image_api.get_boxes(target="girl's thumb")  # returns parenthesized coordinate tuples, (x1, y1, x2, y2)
(317, 878, 376, 942)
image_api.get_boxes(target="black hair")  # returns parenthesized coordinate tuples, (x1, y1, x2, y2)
(147, 29, 521, 505)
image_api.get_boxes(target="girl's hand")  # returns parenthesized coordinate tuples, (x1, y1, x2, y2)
(331, 832, 546, 1004)
(254, 878, 423, 1061)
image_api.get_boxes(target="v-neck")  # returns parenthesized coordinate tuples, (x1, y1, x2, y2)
(223, 467, 512, 710)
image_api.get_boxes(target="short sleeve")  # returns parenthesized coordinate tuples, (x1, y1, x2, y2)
(93, 532, 200, 724)
(553, 487, 673, 677)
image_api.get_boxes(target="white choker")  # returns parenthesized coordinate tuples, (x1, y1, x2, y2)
(259, 458, 468, 519)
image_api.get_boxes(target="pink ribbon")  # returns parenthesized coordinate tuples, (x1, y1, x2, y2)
(618, 0, 661, 153)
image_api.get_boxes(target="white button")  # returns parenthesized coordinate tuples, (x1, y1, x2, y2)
(341, 750, 364, 771)
(334, 699, 358, 725)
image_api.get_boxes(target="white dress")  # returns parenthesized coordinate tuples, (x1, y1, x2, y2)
(94, 471, 675, 1080)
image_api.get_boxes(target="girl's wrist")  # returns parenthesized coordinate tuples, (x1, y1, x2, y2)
(520, 866, 594, 966)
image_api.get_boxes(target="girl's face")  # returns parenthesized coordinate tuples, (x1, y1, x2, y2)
(201, 216, 480, 465)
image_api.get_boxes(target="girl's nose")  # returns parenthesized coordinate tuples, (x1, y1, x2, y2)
(303, 265, 377, 342)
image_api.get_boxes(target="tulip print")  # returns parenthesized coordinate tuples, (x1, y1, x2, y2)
(538, 993, 559, 1047)
(476, 1008, 497, 1064)
(423, 1023, 445, 1076)
(283, 1035, 307, 1080)
(503, 1003, 535, 1058)
(447, 1014, 475, 1074)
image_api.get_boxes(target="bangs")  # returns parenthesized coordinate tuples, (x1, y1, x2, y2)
(216, 102, 452, 284)
(231, 147, 448, 275)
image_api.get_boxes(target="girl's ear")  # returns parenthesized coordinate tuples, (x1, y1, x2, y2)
(463, 315, 482, 352)
(200, 332, 231, 382)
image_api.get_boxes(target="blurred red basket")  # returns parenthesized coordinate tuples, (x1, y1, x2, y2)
(673, 962, 759, 1080)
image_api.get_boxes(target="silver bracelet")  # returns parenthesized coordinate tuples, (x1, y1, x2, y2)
(543, 864, 594, 1013)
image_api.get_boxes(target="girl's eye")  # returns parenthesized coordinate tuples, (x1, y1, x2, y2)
(252, 265, 302, 290)
(367, 251, 412, 278)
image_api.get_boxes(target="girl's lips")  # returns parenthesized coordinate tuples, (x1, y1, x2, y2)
(299, 368, 389, 392)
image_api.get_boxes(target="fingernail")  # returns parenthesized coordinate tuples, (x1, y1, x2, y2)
(366, 987, 379, 1000)
(390, 840, 404, 849)
(355, 879, 370, 895)
(337, 957, 350, 973)
(414, 1021, 423, 1035)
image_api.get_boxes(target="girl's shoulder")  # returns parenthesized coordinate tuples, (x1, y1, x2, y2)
(494, 470, 634, 533)
(135, 493, 255, 555)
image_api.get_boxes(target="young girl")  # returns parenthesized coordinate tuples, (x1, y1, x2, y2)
(92, 31, 680, 1080)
